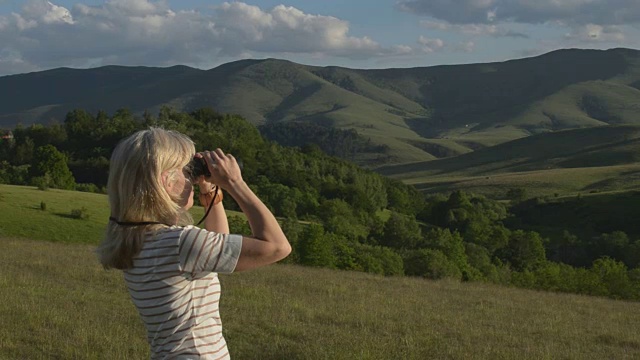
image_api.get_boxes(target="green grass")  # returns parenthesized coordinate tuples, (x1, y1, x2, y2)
(376, 125, 640, 198)
(0, 184, 242, 244)
(0, 185, 110, 243)
(2, 184, 640, 358)
(509, 190, 640, 241)
(2, 237, 640, 359)
(405, 164, 640, 199)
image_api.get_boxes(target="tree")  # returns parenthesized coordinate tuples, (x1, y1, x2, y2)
(386, 178, 425, 216)
(64, 109, 95, 138)
(30, 145, 75, 190)
(591, 257, 634, 299)
(626, 240, 640, 269)
(594, 231, 630, 264)
(380, 211, 422, 249)
(499, 230, 546, 272)
(254, 179, 298, 218)
(421, 228, 469, 276)
(13, 136, 35, 165)
(464, 242, 499, 281)
(228, 215, 251, 235)
(548, 230, 589, 266)
(281, 217, 302, 264)
(403, 249, 462, 280)
(350, 244, 404, 276)
(464, 219, 510, 254)
(318, 198, 368, 241)
(298, 224, 336, 268)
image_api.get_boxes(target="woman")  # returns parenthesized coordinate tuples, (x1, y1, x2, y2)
(97, 128, 291, 359)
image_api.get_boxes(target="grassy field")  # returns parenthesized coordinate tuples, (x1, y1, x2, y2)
(508, 190, 640, 242)
(2, 184, 640, 359)
(0, 184, 239, 244)
(2, 237, 640, 360)
(376, 125, 640, 198)
(406, 164, 640, 199)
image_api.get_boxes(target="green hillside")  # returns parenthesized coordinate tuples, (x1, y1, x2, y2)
(509, 190, 640, 246)
(3, 48, 640, 167)
(377, 125, 640, 197)
(1, 184, 639, 359)
(0, 184, 240, 244)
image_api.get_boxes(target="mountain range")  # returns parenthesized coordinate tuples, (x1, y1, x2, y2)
(2, 47, 640, 195)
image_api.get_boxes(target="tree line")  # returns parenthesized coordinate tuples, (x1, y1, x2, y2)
(1, 107, 639, 301)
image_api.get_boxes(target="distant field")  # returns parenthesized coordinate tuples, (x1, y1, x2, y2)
(2, 185, 640, 358)
(397, 164, 640, 199)
(376, 125, 640, 198)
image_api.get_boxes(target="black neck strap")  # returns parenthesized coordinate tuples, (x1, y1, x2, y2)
(109, 185, 219, 228)
(195, 185, 219, 226)
(109, 217, 166, 227)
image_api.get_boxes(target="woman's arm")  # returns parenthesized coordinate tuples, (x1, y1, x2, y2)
(203, 149, 291, 271)
(199, 188, 229, 234)
(226, 180, 291, 271)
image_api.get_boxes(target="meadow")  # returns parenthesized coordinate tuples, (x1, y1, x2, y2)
(375, 125, 640, 198)
(406, 164, 640, 199)
(1, 185, 640, 359)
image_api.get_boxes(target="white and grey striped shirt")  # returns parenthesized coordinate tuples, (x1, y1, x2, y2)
(125, 225, 243, 360)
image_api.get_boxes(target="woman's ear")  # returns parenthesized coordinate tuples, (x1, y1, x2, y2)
(161, 170, 173, 193)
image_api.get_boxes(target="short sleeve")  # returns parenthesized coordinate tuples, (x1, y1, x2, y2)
(178, 226, 243, 275)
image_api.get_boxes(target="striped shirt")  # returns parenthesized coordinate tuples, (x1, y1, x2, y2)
(125, 225, 243, 360)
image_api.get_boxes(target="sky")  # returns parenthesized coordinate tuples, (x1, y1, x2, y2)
(0, 0, 639, 76)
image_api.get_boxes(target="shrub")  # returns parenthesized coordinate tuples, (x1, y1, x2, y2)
(32, 175, 50, 190)
(403, 249, 462, 280)
(298, 224, 336, 268)
(75, 183, 100, 193)
(228, 215, 251, 235)
(70, 207, 89, 220)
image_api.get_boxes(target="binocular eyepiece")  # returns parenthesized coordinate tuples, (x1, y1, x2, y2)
(189, 157, 210, 179)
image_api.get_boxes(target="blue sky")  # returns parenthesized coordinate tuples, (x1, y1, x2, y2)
(1, 0, 639, 75)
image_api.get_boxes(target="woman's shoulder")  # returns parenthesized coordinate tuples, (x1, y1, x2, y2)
(150, 224, 208, 239)
(144, 225, 192, 241)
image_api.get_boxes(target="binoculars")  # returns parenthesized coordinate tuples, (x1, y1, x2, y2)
(188, 157, 210, 180)
(187, 155, 243, 181)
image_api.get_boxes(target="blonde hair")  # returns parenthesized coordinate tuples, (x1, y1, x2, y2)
(97, 128, 195, 269)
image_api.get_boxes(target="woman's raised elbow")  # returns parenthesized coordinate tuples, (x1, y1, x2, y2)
(239, 236, 292, 267)
(271, 238, 291, 262)
(279, 242, 292, 259)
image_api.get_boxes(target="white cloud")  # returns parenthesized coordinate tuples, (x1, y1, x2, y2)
(11, 13, 37, 30)
(0, 49, 35, 74)
(457, 41, 476, 53)
(0, 0, 408, 75)
(417, 35, 444, 53)
(391, 44, 414, 55)
(420, 20, 528, 38)
(21, 1, 74, 25)
(212, 3, 382, 56)
(487, 8, 497, 22)
(398, 0, 640, 26)
(565, 24, 626, 42)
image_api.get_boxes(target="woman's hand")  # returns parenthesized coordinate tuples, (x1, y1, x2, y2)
(200, 149, 244, 191)
(193, 153, 221, 206)
(198, 184, 223, 207)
